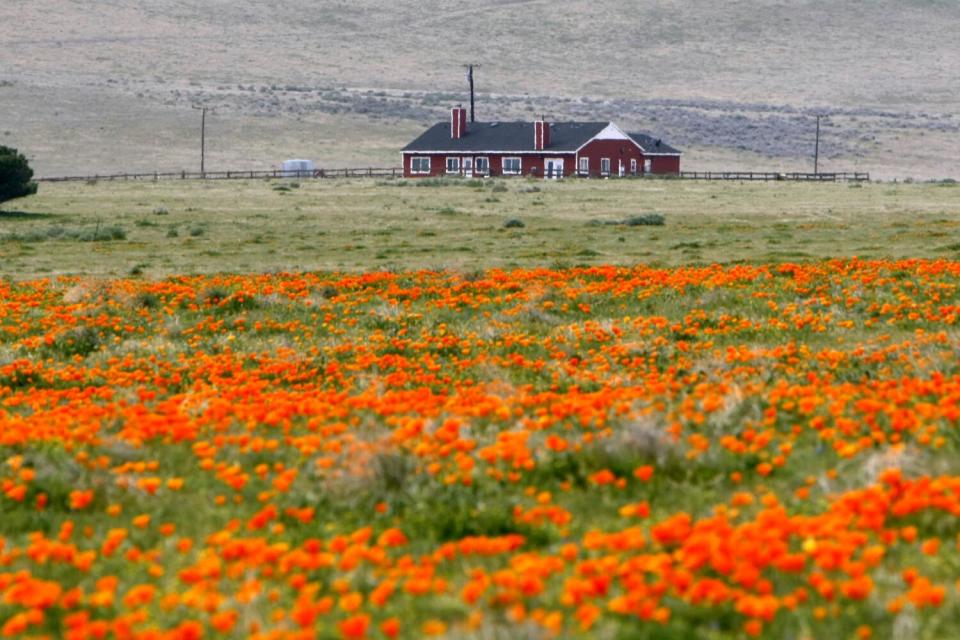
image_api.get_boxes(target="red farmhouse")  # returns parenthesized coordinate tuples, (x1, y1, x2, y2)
(402, 106, 681, 179)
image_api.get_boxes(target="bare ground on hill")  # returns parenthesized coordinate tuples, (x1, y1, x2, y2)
(1, 0, 958, 179)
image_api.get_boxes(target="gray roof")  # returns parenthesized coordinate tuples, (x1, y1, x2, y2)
(402, 121, 610, 152)
(628, 132, 681, 155)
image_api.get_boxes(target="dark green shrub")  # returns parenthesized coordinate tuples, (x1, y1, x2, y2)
(134, 292, 160, 308)
(2, 225, 125, 243)
(52, 326, 101, 357)
(503, 218, 525, 229)
(625, 213, 665, 226)
(0, 146, 38, 206)
(199, 286, 229, 305)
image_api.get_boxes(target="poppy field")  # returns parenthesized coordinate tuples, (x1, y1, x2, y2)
(3, 259, 960, 639)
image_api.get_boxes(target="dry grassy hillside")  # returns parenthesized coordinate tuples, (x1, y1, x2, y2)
(2, 0, 958, 178)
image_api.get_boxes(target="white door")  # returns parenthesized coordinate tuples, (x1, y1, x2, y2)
(463, 157, 473, 177)
(644, 159, 652, 174)
(544, 158, 564, 179)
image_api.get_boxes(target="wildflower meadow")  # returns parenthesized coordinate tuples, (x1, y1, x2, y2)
(3, 260, 960, 639)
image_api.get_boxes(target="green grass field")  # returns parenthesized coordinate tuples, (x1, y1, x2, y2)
(2, 178, 959, 279)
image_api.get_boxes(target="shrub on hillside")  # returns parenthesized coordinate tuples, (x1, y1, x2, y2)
(0, 146, 38, 206)
(624, 213, 665, 226)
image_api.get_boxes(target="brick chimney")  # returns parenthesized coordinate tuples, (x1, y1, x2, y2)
(451, 105, 467, 139)
(534, 118, 551, 150)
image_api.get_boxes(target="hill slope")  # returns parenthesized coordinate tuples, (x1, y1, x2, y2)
(2, 0, 958, 177)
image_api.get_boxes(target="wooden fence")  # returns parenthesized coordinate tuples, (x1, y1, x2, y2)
(37, 168, 871, 183)
(37, 167, 403, 183)
(675, 171, 870, 182)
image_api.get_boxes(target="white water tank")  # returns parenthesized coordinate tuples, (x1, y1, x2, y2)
(281, 159, 315, 177)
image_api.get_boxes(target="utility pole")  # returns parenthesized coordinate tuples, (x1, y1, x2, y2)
(193, 105, 207, 175)
(463, 64, 478, 123)
(200, 106, 206, 175)
(814, 114, 822, 175)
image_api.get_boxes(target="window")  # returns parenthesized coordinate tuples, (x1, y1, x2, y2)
(475, 157, 490, 175)
(630, 159, 638, 175)
(446, 157, 460, 174)
(411, 157, 431, 174)
(578, 157, 589, 175)
(600, 158, 611, 175)
(502, 157, 521, 175)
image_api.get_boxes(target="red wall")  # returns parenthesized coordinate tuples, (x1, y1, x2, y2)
(404, 153, 577, 178)
(403, 151, 679, 177)
(575, 139, 644, 177)
(649, 155, 681, 175)
(514, 154, 576, 178)
(403, 154, 447, 177)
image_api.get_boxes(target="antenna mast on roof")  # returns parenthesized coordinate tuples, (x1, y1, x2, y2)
(463, 64, 479, 123)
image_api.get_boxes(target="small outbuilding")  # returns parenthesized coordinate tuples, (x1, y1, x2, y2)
(281, 159, 315, 177)
(402, 107, 680, 179)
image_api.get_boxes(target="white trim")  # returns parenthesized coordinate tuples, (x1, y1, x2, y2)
(630, 158, 637, 174)
(451, 108, 466, 139)
(578, 156, 589, 174)
(403, 149, 678, 157)
(502, 156, 522, 175)
(544, 158, 564, 179)
(535, 120, 550, 150)
(446, 156, 461, 174)
(600, 157, 611, 175)
(410, 156, 431, 174)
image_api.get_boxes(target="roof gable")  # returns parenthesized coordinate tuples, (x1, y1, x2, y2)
(591, 123, 632, 141)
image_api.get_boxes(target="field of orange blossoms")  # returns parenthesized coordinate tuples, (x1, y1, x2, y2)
(3, 260, 960, 639)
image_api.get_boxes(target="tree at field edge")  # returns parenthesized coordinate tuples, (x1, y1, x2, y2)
(0, 146, 38, 207)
